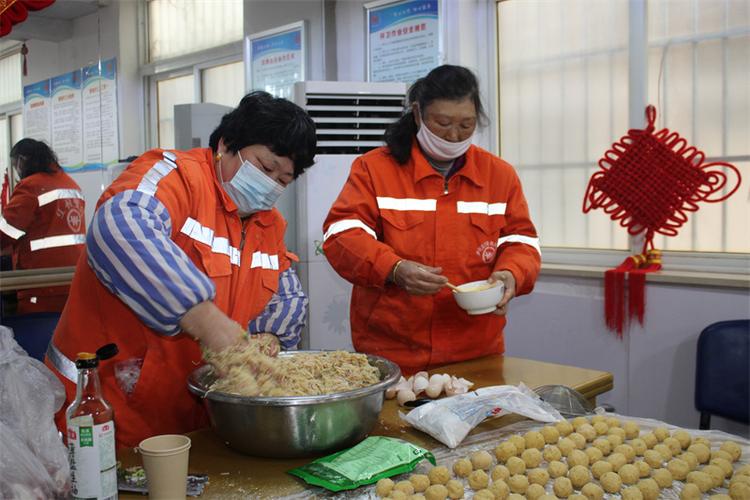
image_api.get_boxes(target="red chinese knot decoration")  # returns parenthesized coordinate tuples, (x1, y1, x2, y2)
(0, 0, 56, 38)
(583, 105, 741, 336)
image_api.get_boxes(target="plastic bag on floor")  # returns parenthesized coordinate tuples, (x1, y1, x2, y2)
(0, 325, 70, 498)
(400, 383, 564, 448)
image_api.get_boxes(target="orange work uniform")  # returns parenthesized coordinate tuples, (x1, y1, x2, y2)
(0, 168, 85, 313)
(45, 149, 291, 447)
(323, 143, 541, 373)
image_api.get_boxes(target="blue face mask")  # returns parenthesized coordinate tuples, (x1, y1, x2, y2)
(221, 151, 285, 215)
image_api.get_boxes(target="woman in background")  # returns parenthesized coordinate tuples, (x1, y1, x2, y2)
(323, 65, 541, 373)
(0, 138, 85, 314)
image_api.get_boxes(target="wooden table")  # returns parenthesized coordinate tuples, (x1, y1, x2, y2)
(119, 355, 612, 498)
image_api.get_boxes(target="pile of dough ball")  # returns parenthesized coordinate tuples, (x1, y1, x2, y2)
(386, 372, 474, 406)
(375, 415, 749, 499)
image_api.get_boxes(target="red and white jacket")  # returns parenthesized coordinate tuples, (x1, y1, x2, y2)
(323, 143, 541, 372)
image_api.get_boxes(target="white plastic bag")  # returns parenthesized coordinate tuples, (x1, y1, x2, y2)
(0, 325, 70, 499)
(400, 383, 564, 448)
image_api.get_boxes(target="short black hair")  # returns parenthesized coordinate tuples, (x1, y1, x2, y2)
(384, 65, 487, 164)
(208, 91, 317, 178)
(10, 138, 59, 179)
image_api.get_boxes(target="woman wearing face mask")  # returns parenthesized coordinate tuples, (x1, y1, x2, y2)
(45, 91, 316, 447)
(323, 65, 540, 373)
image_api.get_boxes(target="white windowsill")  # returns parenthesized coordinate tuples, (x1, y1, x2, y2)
(541, 264, 750, 289)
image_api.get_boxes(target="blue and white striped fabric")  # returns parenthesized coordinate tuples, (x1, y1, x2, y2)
(248, 267, 307, 349)
(87, 189, 216, 335)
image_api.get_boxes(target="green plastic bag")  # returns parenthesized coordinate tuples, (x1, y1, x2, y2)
(288, 436, 436, 492)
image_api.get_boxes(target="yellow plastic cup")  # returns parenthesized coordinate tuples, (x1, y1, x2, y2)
(138, 434, 191, 499)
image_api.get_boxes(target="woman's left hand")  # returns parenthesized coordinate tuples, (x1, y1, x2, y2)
(488, 270, 516, 316)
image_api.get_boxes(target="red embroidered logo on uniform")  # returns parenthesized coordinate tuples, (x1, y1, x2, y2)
(67, 208, 82, 232)
(476, 240, 496, 264)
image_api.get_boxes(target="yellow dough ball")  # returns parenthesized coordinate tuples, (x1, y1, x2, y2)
(491, 464, 511, 482)
(407, 494, 425, 500)
(636, 478, 661, 500)
(614, 444, 636, 463)
(635, 460, 651, 478)
(527, 467, 550, 486)
(731, 475, 750, 488)
(622, 485, 644, 500)
(488, 479, 510, 500)
(592, 438, 612, 456)
(452, 458, 472, 478)
(606, 452, 627, 471)
(679, 451, 699, 471)
(544, 445, 563, 462)
(667, 458, 690, 480)
(687, 443, 711, 464)
(553, 477, 574, 498)
(567, 449, 589, 468)
(572, 416, 590, 429)
(558, 437, 576, 456)
(606, 416, 622, 428)
(506, 456, 526, 476)
(630, 438, 648, 456)
(672, 430, 692, 450)
(712, 450, 734, 463)
(470, 450, 493, 471)
(569, 494, 587, 500)
(608, 426, 626, 439)
(522, 448, 543, 468)
(591, 414, 607, 425)
(618, 463, 640, 485)
(525, 431, 546, 450)
(641, 432, 658, 449)
(652, 468, 673, 488)
(508, 434, 526, 453)
(376, 477, 394, 497)
(721, 441, 742, 462)
(428, 466, 451, 486)
(653, 443, 673, 462)
(394, 480, 416, 495)
(508, 474, 529, 494)
(538, 496, 559, 500)
(703, 464, 727, 488)
(585, 446, 604, 463)
(680, 483, 702, 500)
(555, 420, 574, 437)
(410, 474, 431, 492)
(591, 460, 614, 480)
(577, 424, 597, 442)
(548, 460, 569, 479)
(424, 484, 448, 500)
(623, 422, 640, 440)
(472, 489, 494, 500)
(607, 434, 624, 449)
(710, 457, 733, 479)
(526, 483, 547, 500)
(694, 437, 712, 448)
(494, 441, 518, 463)
(389, 490, 408, 500)
(643, 449, 664, 468)
(508, 494, 525, 500)
(445, 479, 464, 500)
(593, 421, 609, 436)
(581, 482, 604, 500)
(600, 471, 623, 493)
(468, 469, 489, 490)
(709, 495, 732, 500)
(663, 437, 683, 456)
(568, 465, 591, 489)
(569, 433, 587, 450)
(653, 427, 670, 442)
(729, 481, 750, 500)
(541, 426, 561, 444)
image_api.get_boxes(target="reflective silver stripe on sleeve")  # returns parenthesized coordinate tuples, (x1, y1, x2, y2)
(0, 216, 25, 239)
(37, 189, 84, 207)
(323, 219, 377, 242)
(376, 197, 437, 211)
(250, 251, 279, 270)
(497, 234, 542, 256)
(29, 234, 86, 251)
(456, 201, 507, 215)
(137, 160, 177, 196)
(46, 342, 78, 383)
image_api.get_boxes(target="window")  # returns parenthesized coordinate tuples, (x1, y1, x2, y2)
(0, 50, 23, 186)
(497, 0, 749, 264)
(201, 61, 244, 107)
(0, 53, 22, 106)
(156, 74, 195, 149)
(148, 0, 243, 62)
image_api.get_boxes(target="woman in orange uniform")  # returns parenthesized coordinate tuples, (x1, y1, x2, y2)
(323, 65, 541, 373)
(0, 139, 85, 313)
(45, 92, 316, 447)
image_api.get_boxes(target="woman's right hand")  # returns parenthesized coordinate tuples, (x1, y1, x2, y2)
(179, 301, 248, 352)
(392, 260, 448, 295)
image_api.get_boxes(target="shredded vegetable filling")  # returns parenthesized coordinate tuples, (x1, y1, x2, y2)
(204, 345, 381, 397)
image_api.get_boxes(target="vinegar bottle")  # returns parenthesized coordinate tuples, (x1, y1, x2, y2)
(66, 344, 118, 500)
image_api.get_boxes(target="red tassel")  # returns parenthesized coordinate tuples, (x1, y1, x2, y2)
(605, 254, 644, 338)
(627, 249, 662, 326)
(20, 43, 28, 77)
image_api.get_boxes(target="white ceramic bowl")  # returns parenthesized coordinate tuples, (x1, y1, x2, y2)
(452, 279, 504, 315)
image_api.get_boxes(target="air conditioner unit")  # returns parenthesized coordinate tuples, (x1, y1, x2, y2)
(292, 81, 407, 350)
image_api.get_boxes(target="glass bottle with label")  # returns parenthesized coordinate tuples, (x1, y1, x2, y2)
(66, 344, 118, 500)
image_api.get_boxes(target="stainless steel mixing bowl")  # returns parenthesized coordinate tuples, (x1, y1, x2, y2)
(187, 351, 401, 458)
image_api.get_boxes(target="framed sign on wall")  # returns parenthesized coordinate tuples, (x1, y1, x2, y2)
(244, 21, 306, 99)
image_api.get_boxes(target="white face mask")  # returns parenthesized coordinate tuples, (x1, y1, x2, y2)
(219, 151, 285, 216)
(416, 122, 473, 162)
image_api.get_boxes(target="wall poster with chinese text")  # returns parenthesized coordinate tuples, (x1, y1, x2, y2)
(245, 21, 305, 100)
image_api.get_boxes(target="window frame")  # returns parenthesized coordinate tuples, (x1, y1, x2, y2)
(493, 0, 749, 277)
(0, 44, 23, 191)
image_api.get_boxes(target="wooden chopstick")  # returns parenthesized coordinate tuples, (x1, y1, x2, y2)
(446, 282, 462, 293)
